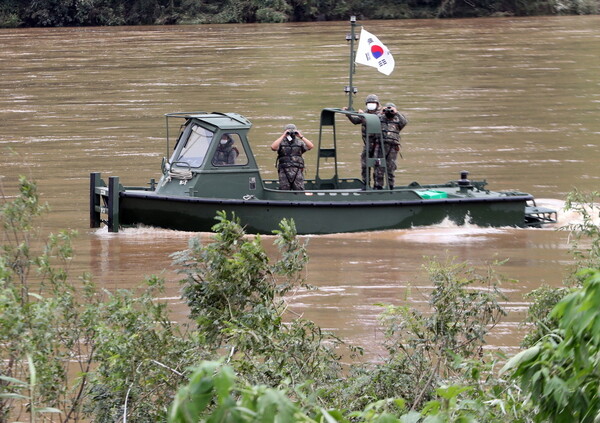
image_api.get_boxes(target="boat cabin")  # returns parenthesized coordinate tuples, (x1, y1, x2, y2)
(157, 112, 265, 199)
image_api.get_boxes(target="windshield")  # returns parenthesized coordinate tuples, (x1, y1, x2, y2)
(173, 124, 213, 167)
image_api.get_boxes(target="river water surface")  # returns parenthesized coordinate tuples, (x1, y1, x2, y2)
(1, 16, 599, 358)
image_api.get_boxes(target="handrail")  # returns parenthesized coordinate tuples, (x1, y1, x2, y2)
(315, 108, 389, 191)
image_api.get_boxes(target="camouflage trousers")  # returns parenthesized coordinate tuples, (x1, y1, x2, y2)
(278, 166, 305, 190)
(361, 142, 399, 188)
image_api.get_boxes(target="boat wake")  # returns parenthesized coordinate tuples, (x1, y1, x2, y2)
(92, 224, 201, 239)
(318, 198, 599, 244)
(546, 198, 600, 228)
(396, 221, 505, 245)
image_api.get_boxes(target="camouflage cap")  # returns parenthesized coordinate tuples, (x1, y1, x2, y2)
(285, 124, 297, 132)
(385, 102, 396, 108)
(365, 94, 379, 104)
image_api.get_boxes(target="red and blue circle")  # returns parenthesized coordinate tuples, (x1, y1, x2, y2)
(371, 45, 384, 59)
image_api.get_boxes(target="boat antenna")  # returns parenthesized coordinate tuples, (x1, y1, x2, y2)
(345, 15, 359, 111)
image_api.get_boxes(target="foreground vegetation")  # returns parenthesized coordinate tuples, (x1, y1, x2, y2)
(1, 177, 599, 422)
(1, 0, 599, 28)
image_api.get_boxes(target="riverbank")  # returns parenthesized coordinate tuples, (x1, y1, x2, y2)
(1, 0, 599, 28)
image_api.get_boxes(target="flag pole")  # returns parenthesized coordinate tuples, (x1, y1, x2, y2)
(345, 16, 358, 111)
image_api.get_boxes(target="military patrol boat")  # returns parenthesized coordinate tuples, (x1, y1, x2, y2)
(89, 108, 556, 234)
(89, 17, 556, 234)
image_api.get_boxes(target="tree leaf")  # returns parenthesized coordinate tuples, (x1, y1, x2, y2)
(435, 385, 470, 400)
(0, 393, 28, 400)
(500, 345, 541, 375)
(399, 411, 421, 423)
(319, 408, 340, 423)
(0, 375, 28, 386)
(34, 407, 63, 414)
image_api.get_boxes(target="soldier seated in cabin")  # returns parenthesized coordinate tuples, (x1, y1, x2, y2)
(212, 134, 239, 166)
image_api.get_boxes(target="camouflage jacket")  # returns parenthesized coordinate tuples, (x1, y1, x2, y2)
(213, 145, 237, 165)
(380, 112, 408, 146)
(347, 110, 380, 143)
(277, 137, 308, 169)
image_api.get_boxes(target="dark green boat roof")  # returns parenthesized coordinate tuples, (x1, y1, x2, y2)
(165, 112, 252, 131)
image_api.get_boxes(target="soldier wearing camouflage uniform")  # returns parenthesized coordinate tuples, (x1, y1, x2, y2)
(373, 102, 408, 189)
(344, 94, 382, 185)
(271, 124, 314, 190)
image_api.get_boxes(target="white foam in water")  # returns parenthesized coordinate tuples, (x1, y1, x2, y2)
(544, 198, 600, 228)
(93, 224, 199, 239)
(398, 217, 506, 244)
(395, 198, 575, 244)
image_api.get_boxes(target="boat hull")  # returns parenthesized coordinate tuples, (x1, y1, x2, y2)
(118, 191, 532, 234)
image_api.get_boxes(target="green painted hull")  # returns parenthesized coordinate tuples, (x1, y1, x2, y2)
(118, 190, 532, 235)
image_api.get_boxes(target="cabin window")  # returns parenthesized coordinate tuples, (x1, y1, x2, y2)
(211, 133, 248, 167)
(176, 124, 213, 167)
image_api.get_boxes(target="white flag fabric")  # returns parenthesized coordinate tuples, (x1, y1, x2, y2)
(354, 28, 395, 76)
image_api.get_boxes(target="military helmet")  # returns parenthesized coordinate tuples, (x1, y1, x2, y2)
(365, 94, 379, 104)
(285, 124, 297, 132)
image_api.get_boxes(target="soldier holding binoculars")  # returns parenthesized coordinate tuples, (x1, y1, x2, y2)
(344, 94, 408, 190)
(376, 102, 407, 189)
(271, 123, 314, 190)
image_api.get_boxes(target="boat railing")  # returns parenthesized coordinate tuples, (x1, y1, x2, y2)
(316, 108, 389, 191)
(90, 173, 155, 233)
(525, 200, 558, 227)
(90, 173, 121, 232)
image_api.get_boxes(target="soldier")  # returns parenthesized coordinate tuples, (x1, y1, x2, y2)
(212, 134, 239, 166)
(271, 124, 314, 190)
(343, 93, 382, 186)
(373, 102, 408, 189)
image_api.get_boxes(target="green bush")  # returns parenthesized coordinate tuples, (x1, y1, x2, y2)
(256, 7, 288, 22)
(9, 0, 600, 27)
(503, 269, 600, 423)
(173, 212, 345, 388)
(0, 11, 21, 27)
(0, 178, 197, 422)
(168, 357, 534, 423)
(335, 257, 509, 411)
(523, 189, 600, 346)
(7, 176, 600, 423)
(2, 178, 344, 421)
